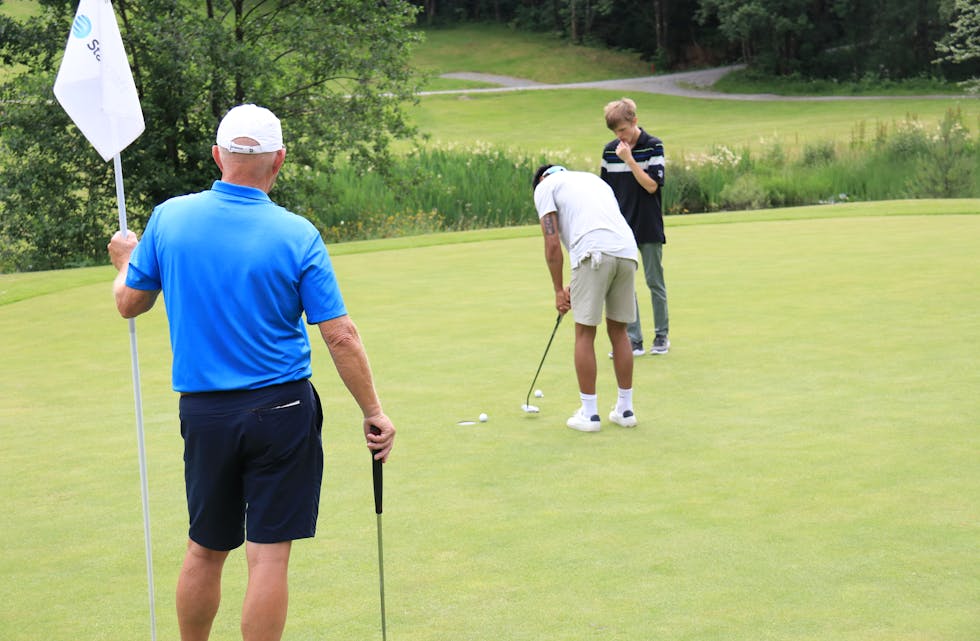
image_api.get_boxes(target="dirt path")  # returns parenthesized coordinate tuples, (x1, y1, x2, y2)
(429, 66, 974, 101)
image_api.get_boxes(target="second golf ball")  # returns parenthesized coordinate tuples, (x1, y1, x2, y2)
(534, 389, 544, 398)
(479, 413, 488, 422)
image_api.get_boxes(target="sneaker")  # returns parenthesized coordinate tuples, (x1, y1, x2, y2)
(609, 341, 644, 359)
(609, 409, 638, 428)
(650, 335, 670, 354)
(566, 409, 601, 432)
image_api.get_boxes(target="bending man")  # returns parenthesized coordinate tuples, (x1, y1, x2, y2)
(532, 164, 640, 432)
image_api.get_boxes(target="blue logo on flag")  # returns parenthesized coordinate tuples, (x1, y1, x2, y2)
(72, 15, 92, 39)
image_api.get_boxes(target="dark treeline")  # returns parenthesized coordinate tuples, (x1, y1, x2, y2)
(412, 0, 980, 82)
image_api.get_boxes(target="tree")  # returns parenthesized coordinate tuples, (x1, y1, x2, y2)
(857, 0, 947, 79)
(697, 0, 816, 73)
(696, 0, 953, 78)
(0, 0, 423, 271)
(935, 0, 980, 89)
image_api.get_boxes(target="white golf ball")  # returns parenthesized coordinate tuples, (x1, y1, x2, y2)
(534, 389, 544, 398)
(479, 413, 488, 422)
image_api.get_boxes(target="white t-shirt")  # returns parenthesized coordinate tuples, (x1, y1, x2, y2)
(533, 169, 638, 269)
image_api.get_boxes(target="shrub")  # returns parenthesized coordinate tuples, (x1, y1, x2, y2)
(719, 175, 770, 210)
(801, 141, 837, 166)
(906, 108, 976, 197)
(662, 163, 706, 215)
(883, 116, 932, 157)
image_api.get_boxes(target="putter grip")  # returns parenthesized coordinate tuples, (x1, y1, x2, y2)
(370, 426, 383, 515)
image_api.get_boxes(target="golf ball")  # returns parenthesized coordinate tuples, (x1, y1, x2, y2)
(534, 389, 544, 398)
(479, 413, 488, 422)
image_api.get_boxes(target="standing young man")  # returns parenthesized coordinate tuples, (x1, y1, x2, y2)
(532, 164, 639, 432)
(600, 97, 670, 355)
(108, 104, 395, 641)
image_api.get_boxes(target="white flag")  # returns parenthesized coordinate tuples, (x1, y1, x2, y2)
(53, 0, 144, 162)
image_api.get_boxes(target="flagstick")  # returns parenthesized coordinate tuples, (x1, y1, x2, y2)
(114, 153, 157, 641)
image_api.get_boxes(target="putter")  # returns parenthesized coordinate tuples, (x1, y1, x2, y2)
(522, 312, 564, 413)
(370, 428, 387, 641)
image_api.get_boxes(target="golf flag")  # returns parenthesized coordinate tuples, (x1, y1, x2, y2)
(55, 6, 155, 640)
(54, 0, 144, 161)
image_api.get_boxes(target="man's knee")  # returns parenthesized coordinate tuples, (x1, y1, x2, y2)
(246, 541, 292, 568)
(606, 319, 628, 335)
(575, 322, 598, 337)
(186, 539, 230, 565)
(179, 540, 229, 589)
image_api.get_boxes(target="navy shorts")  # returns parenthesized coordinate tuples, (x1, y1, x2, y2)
(179, 379, 324, 550)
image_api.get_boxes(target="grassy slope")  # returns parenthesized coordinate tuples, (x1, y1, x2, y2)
(415, 23, 652, 86)
(0, 0, 37, 19)
(0, 1, 38, 80)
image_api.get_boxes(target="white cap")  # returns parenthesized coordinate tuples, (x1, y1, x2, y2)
(215, 104, 283, 154)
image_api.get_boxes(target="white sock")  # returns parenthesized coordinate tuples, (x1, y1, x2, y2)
(580, 393, 598, 418)
(616, 388, 633, 415)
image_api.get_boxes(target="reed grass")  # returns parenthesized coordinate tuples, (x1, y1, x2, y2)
(298, 109, 979, 241)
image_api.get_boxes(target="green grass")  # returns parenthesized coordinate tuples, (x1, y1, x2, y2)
(2, 202, 978, 640)
(0, 1, 36, 81)
(410, 89, 980, 161)
(414, 23, 652, 88)
(714, 68, 970, 96)
(0, 0, 38, 19)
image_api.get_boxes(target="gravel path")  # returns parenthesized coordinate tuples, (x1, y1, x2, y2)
(428, 66, 975, 101)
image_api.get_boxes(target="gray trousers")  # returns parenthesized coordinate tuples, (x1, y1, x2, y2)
(628, 242, 668, 345)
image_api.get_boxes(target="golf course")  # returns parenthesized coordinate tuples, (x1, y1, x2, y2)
(2, 22, 979, 641)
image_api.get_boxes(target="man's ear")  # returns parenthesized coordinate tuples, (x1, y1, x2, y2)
(212, 145, 224, 172)
(272, 148, 287, 173)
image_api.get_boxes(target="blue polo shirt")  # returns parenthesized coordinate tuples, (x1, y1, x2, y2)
(126, 181, 347, 393)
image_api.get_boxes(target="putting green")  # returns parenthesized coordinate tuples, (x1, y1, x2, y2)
(1, 206, 977, 640)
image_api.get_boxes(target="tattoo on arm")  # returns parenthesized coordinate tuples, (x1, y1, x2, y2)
(543, 213, 557, 235)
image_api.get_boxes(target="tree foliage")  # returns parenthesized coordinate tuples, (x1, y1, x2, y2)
(934, 0, 980, 89)
(412, 0, 980, 80)
(0, 0, 423, 271)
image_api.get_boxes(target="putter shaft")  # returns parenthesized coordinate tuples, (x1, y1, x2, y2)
(370, 432, 387, 641)
(376, 512, 387, 641)
(524, 313, 564, 407)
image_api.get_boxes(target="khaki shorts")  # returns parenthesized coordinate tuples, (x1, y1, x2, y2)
(570, 254, 638, 326)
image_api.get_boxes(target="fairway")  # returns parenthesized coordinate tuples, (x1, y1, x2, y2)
(410, 89, 980, 162)
(1, 205, 977, 641)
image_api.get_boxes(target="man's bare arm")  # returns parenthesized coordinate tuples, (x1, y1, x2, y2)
(318, 315, 395, 461)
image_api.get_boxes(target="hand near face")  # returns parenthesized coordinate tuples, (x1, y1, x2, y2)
(615, 139, 633, 162)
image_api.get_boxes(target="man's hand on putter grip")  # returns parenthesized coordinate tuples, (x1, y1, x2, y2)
(555, 286, 571, 314)
(108, 230, 138, 270)
(364, 414, 395, 463)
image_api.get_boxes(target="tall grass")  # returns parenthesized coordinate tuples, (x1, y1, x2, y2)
(664, 107, 978, 214)
(288, 109, 979, 243)
(292, 143, 565, 243)
(3, 109, 974, 266)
